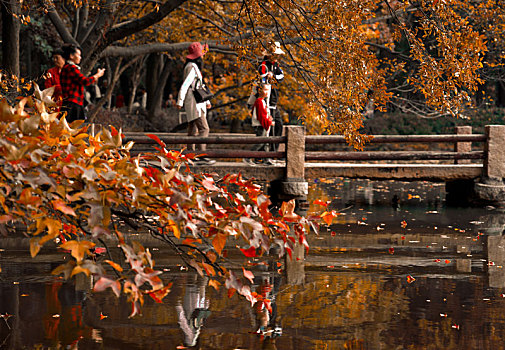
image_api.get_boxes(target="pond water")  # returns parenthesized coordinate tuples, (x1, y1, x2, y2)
(2, 178, 505, 349)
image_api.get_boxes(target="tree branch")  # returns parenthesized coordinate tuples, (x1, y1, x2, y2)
(40, 0, 79, 45)
(100, 41, 236, 58)
(104, 0, 189, 45)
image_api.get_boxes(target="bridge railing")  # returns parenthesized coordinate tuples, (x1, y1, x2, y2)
(121, 126, 486, 163)
(305, 133, 486, 161)
(123, 133, 287, 160)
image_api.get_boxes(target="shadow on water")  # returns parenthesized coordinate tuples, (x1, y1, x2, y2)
(3, 178, 505, 348)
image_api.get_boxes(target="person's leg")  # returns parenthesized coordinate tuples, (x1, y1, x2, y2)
(63, 102, 81, 123)
(194, 115, 210, 151)
(270, 108, 282, 152)
(252, 126, 265, 151)
(187, 120, 197, 151)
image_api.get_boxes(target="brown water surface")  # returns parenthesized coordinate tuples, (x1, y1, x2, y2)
(1, 178, 505, 349)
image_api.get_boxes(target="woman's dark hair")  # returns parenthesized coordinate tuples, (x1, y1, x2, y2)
(61, 44, 81, 60)
(52, 48, 64, 58)
(185, 57, 203, 72)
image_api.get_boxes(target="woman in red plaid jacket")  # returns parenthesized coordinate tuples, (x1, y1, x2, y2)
(60, 44, 105, 122)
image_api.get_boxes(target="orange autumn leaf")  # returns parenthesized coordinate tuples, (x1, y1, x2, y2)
(202, 262, 216, 276)
(208, 279, 221, 290)
(60, 240, 95, 263)
(105, 259, 123, 272)
(321, 211, 338, 225)
(147, 283, 173, 303)
(181, 238, 202, 246)
(227, 288, 236, 298)
(313, 199, 328, 207)
(212, 233, 227, 255)
(52, 199, 76, 216)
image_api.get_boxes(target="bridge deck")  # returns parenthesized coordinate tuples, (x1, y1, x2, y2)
(190, 162, 483, 181)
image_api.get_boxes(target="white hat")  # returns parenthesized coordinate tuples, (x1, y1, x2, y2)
(263, 41, 285, 56)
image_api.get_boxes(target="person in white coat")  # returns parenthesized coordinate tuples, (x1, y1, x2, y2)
(176, 42, 215, 165)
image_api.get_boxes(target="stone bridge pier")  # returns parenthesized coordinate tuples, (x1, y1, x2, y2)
(474, 125, 505, 206)
(269, 126, 309, 212)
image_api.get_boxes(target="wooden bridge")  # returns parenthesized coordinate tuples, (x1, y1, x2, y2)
(122, 125, 505, 204)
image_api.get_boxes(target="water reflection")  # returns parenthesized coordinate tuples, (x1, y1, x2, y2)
(176, 275, 210, 348)
(4, 178, 505, 348)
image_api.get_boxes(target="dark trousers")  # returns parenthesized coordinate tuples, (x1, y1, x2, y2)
(63, 101, 85, 123)
(269, 107, 282, 152)
(252, 126, 270, 152)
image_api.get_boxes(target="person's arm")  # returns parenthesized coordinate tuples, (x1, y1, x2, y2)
(176, 66, 197, 108)
(68, 65, 103, 87)
(44, 72, 55, 90)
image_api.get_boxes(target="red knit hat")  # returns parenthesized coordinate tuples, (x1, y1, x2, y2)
(186, 42, 208, 59)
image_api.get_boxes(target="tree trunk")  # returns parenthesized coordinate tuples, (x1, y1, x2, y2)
(127, 57, 145, 113)
(145, 53, 162, 121)
(1, 0, 20, 76)
(496, 81, 505, 107)
(148, 56, 173, 121)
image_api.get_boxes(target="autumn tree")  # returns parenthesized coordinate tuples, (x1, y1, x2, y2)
(10, 1, 502, 142)
(0, 88, 322, 315)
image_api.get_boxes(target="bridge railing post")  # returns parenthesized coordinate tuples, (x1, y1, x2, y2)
(285, 125, 305, 180)
(474, 125, 505, 206)
(484, 125, 505, 179)
(455, 126, 472, 164)
(276, 126, 308, 208)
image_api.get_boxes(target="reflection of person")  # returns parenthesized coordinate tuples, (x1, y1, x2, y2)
(44, 49, 65, 105)
(251, 261, 282, 341)
(176, 42, 215, 165)
(43, 281, 92, 349)
(176, 275, 211, 348)
(60, 44, 105, 122)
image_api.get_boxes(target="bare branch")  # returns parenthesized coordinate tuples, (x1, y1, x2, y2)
(40, 0, 79, 45)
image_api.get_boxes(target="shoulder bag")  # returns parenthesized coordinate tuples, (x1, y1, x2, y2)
(191, 64, 214, 103)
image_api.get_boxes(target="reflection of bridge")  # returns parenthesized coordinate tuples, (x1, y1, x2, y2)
(123, 125, 505, 204)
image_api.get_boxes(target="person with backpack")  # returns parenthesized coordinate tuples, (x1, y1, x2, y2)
(244, 83, 274, 166)
(176, 42, 215, 165)
(258, 42, 285, 153)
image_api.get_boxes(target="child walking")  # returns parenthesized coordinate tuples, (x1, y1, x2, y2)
(244, 83, 274, 165)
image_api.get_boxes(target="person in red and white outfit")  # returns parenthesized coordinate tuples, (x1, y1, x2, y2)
(244, 83, 274, 166)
